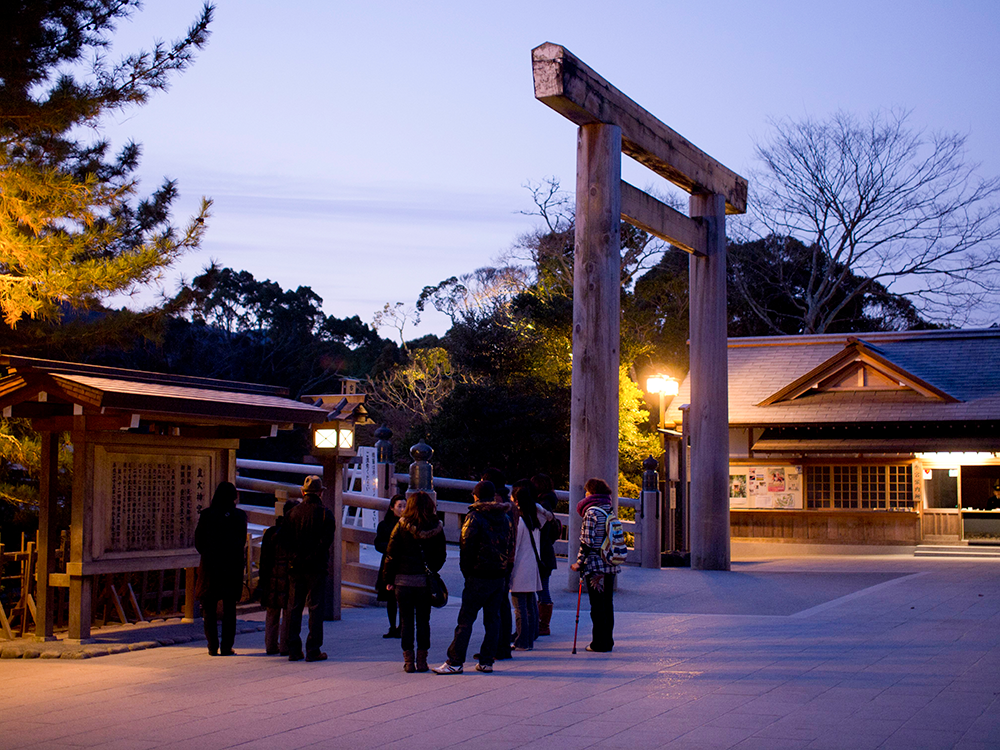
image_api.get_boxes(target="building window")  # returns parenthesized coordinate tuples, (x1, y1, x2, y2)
(805, 465, 915, 510)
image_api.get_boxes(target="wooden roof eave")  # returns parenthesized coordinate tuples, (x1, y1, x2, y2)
(756, 340, 959, 407)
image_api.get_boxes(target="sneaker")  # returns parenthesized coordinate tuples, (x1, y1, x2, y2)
(431, 662, 463, 675)
(305, 651, 328, 662)
(288, 652, 305, 662)
(585, 644, 612, 653)
(219, 649, 236, 656)
(382, 627, 400, 639)
(475, 663, 493, 673)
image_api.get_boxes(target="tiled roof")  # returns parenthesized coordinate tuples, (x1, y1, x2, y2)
(664, 328, 1000, 426)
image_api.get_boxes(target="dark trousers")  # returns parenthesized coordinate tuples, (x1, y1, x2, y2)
(201, 595, 237, 654)
(395, 586, 431, 651)
(512, 591, 538, 649)
(586, 573, 615, 652)
(287, 574, 326, 657)
(264, 604, 290, 654)
(497, 575, 513, 658)
(445, 576, 505, 666)
(386, 594, 398, 629)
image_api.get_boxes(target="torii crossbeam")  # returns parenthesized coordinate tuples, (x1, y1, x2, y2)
(532, 42, 747, 572)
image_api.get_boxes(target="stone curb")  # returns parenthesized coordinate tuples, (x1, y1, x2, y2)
(0, 621, 265, 660)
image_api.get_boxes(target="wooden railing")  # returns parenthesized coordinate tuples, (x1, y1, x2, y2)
(235, 461, 644, 602)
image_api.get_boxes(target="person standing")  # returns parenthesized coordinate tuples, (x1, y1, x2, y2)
(570, 478, 621, 653)
(480, 468, 515, 660)
(195, 481, 248, 657)
(285, 475, 336, 662)
(531, 473, 560, 636)
(374, 494, 406, 639)
(383, 492, 446, 672)
(509, 480, 551, 651)
(257, 498, 298, 656)
(432, 480, 514, 674)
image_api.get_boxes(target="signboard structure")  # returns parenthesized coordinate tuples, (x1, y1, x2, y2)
(0, 356, 329, 641)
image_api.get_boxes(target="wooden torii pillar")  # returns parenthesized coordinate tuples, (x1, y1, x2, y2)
(532, 43, 747, 572)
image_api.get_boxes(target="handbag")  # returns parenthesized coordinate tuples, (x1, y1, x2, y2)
(417, 540, 448, 608)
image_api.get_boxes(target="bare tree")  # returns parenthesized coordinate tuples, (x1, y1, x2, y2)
(748, 109, 1000, 332)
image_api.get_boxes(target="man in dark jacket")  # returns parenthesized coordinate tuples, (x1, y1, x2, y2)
(284, 475, 336, 662)
(195, 481, 248, 656)
(257, 498, 298, 655)
(433, 480, 515, 674)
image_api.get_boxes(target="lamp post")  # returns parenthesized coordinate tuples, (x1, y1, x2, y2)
(304, 390, 368, 621)
(646, 374, 681, 560)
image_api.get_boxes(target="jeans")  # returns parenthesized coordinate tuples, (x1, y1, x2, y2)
(201, 595, 237, 654)
(511, 591, 538, 649)
(538, 571, 552, 605)
(264, 604, 290, 654)
(586, 573, 615, 651)
(287, 574, 326, 657)
(445, 576, 506, 666)
(395, 585, 431, 651)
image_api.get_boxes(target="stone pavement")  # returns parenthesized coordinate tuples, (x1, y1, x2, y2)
(3, 553, 1000, 749)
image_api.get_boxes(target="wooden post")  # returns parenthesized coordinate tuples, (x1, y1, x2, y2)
(67, 426, 94, 641)
(688, 193, 730, 571)
(323, 458, 342, 621)
(568, 122, 622, 587)
(34, 431, 59, 640)
(182, 568, 195, 621)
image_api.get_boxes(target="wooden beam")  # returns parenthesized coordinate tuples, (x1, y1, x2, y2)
(620, 182, 707, 255)
(532, 42, 747, 214)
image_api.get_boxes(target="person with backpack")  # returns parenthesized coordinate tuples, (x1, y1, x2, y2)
(531, 473, 561, 636)
(570, 477, 623, 653)
(374, 494, 406, 639)
(480, 467, 515, 660)
(383, 491, 446, 673)
(257, 497, 298, 655)
(509, 480, 553, 651)
(432, 480, 515, 674)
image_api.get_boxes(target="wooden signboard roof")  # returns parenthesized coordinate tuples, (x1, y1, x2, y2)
(0, 356, 330, 433)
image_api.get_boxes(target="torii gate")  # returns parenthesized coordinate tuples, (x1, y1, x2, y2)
(532, 43, 747, 572)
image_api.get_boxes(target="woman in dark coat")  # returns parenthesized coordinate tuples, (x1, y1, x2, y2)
(374, 494, 406, 638)
(384, 491, 446, 673)
(195, 481, 248, 656)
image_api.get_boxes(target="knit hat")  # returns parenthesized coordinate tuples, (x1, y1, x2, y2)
(302, 475, 324, 494)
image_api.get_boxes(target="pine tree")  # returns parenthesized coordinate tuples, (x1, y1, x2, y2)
(0, 1, 214, 326)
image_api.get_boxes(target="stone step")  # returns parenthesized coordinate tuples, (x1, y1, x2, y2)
(914, 544, 1000, 558)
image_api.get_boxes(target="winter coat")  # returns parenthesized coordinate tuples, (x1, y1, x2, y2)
(383, 518, 446, 586)
(257, 519, 292, 609)
(510, 516, 542, 593)
(374, 512, 400, 601)
(285, 492, 336, 579)
(194, 504, 248, 601)
(459, 500, 515, 579)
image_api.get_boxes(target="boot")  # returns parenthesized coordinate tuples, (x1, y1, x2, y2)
(538, 603, 553, 636)
(415, 649, 429, 672)
(403, 650, 416, 673)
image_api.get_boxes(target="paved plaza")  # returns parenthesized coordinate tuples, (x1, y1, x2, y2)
(3, 552, 1000, 749)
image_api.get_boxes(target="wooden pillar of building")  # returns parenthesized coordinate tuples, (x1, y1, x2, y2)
(688, 193, 730, 570)
(67, 423, 93, 641)
(568, 122, 622, 585)
(34, 431, 59, 640)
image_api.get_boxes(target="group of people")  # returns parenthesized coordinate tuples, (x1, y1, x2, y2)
(196, 475, 335, 662)
(375, 471, 621, 675)
(195, 470, 622, 672)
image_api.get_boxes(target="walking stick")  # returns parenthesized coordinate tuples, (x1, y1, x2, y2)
(571, 575, 583, 654)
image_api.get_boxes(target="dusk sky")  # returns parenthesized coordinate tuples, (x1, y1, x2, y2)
(102, 1, 1000, 337)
